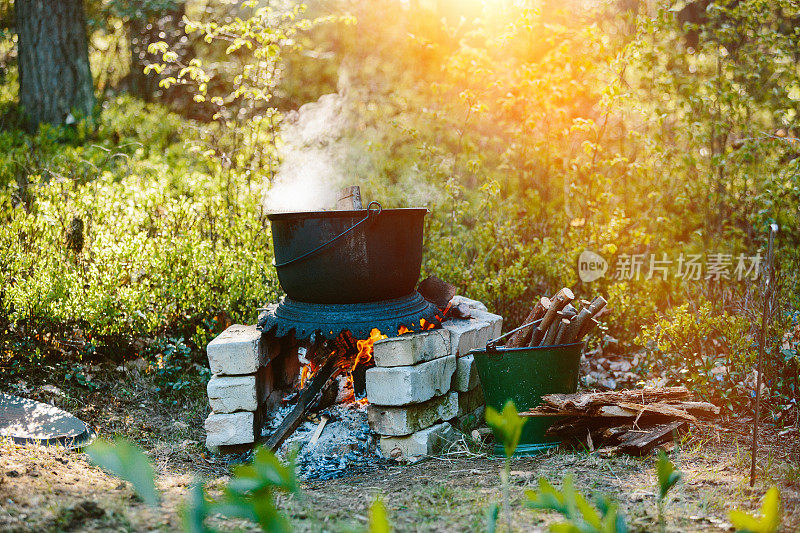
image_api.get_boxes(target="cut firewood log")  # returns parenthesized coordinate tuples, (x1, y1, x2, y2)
(531, 288, 574, 346)
(576, 318, 599, 342)
(507, 297, 550, 348)
(562, 296, 606, 343)
(336, 185, 363, 210)
(562, 304, 578, 319)
(542, 311, 566, 346)
(554, 318, 572, 344)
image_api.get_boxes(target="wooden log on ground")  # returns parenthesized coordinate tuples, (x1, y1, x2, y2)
(336, 185, 363, 209)
(615, 401, 698, 423)
(611, 421, 687, 456)
(531, 386, 692, 412)
(531, 288, 574, 346)
(662, 401, 721, 417)
(507, 297, 550, 348)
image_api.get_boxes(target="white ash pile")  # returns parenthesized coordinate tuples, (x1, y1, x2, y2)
(275, 404, 393, 481)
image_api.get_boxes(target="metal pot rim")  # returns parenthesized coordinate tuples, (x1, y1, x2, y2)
(267, 207, 428, 221)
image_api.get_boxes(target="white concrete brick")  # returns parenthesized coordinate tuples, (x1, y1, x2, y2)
(457, 386, 485, 417)
(365, 354, 456, 405)
(443, 318, 494, 357)
(470, 309, 503, 339)
(207, 325, 264, 375)
(206, 364, 274, 413)
(452, 354, 480, 392)
(205, 411, 255, 449)
(368, 392, 458, 436)
(373, 329, 450, 367)
(380, 422, 458, 458)
(207, 375, 258, 413)
(450, 295, 488, 312)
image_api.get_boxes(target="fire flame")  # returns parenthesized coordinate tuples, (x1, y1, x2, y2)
(353, 328, 387, 371)
(334, 328, 387, 406)
(300, 359, 318, 389)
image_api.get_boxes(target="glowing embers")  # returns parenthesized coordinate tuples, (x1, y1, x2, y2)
(398, 318, 438, 336)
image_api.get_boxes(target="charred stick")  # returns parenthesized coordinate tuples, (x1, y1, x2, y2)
(264, 355, 339, 451)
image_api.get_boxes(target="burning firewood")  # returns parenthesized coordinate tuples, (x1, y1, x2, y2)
(264, 354, 340, 452)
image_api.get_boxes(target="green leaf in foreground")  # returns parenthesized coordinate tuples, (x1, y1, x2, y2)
(369, 497, 392, 533)
(656, 450, 681, 500)
(484, 502, 499, 533)
(729, 486, 781, 533)
(526, 476, 627, 533)
(485, 400, 527, 458)
(85, 437, 160, 507)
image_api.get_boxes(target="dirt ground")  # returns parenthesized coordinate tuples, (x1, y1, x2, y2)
(1, 368, 799, 532)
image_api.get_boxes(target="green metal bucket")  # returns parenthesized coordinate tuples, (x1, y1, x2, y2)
(471, 342, 583, 456)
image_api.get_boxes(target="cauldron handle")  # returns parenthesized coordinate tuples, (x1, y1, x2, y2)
(484, 318, 542, 352)
(273, 201, 383, 268)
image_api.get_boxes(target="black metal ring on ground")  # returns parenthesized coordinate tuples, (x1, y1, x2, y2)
(257, 291, 441, 341)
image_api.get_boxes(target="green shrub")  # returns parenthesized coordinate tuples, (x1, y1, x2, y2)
(0, 95, 278, 374)
(635, 302, 756, 412)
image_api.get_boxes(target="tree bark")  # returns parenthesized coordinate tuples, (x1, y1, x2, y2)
(15, 0, 95, 130)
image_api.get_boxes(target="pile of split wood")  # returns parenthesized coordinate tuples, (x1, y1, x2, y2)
(520, 386, 719, 455)
(507, 288, 606, 348)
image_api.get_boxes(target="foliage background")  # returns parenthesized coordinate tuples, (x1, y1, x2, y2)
(0, 0, 799, 418)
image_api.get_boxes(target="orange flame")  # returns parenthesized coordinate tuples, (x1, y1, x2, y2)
(300, 360, 319, 389)
(398, 325, 412, 335)
(353, 328, 387, 371)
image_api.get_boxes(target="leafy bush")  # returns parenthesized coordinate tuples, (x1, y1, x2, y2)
(635, 302, 756, 412)
(0, 94, 278, 376)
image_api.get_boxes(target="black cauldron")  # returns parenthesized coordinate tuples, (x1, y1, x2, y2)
(268, 203, 427, 304)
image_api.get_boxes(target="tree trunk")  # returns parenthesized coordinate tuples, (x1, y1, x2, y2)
(15, 0, 95, 130)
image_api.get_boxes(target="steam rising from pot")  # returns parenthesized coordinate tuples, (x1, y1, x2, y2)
(263, 93, 350, 213)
